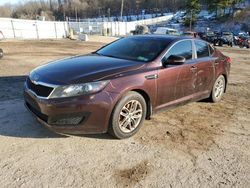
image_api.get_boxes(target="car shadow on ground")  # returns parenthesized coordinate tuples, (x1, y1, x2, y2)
(71, 133, 115, 140)
(0, 76, 113, 139)
(0, 76, 66, 138)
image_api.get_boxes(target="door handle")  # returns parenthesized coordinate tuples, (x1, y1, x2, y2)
(190, 66, 197, 72)
(145, 74, 158, 80)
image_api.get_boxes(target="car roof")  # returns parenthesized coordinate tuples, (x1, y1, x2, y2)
(127, 34, 192, 43)
(156, 27, 177, 31)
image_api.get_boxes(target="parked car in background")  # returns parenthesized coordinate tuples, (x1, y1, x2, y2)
(197, 10, 216, 21)
(182, 31, 198, 38)
(154, 27, 180, 36)
(131, 25, 150, 35)
(0, 31, 4, 40)
(238, 35, 250, 48)
(173, 11, 186, 23)
(203, 14, 216, 21)
(200, 31, 219, 43)
(0, 30, 4, 59)
(213, 31, 234, 47)
(24, 35, 231, 139)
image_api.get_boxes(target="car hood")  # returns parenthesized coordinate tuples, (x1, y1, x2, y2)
(30, 54, 145, 85)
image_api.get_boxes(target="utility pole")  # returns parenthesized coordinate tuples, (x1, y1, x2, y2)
(75, 7, 78, 21)
(108, 8, 111, 21)
(120, 0, 124, 21)
(49, 0, 52, 11)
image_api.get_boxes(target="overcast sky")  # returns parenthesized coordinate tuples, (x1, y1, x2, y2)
(0, 0, 29, 6)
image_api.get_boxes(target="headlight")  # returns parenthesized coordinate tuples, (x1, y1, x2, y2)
(49, 80, 109, 99)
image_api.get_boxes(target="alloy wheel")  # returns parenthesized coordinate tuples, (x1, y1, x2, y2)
(118, 100, 143, 133)
(214, 76, 225, 99)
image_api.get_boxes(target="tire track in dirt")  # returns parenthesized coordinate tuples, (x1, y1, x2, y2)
(114, 160, 152, 188)
(135, 81, 250, 166)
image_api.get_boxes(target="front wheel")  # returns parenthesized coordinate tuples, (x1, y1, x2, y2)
(108, 91, 147, 139)
(210, 75, 226, 103)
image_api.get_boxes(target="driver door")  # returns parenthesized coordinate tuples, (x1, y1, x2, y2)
(156, 40, 197, 109)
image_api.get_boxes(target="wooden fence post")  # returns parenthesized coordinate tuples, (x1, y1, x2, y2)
(35, 21, 39, 39)
(54, 22, 57, 39)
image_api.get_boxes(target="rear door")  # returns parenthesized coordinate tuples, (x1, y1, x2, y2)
(194, 40, 215, 95)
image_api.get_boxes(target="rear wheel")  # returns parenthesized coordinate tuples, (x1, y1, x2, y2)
(108, 91, 146, 139)
(210, 75, 226, 103)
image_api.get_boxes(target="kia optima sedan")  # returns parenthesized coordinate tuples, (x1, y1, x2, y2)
(24, 35, 231, 139)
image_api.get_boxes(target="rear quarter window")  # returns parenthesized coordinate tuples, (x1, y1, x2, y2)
(195, 40, 209, 58)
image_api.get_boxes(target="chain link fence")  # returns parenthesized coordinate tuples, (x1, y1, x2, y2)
(0, 14, 173, 39)
(68, 14, 173, 36)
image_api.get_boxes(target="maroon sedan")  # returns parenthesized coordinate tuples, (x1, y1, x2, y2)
(24, 35, 231, 139)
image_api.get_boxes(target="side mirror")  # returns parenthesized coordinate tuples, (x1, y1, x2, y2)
(162, 55, 186, 67)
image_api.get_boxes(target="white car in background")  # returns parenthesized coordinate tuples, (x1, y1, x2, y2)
(154, 27, 179, 36)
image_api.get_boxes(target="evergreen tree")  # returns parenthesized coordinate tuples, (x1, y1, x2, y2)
(185, 0, 201, 27)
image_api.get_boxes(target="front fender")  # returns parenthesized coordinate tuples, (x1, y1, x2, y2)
(105, 70, 158, 110)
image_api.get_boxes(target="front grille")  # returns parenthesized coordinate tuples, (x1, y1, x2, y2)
(26, 77, 54, 98)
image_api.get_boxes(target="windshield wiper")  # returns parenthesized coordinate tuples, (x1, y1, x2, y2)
(101, 54, 118, 58)
(94, 52, 119, 59)
(93, 52, 116, 58)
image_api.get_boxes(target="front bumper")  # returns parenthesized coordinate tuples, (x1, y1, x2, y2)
(24, 85, 118, 134)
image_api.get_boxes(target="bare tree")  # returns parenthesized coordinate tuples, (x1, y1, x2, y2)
(0, 3, 12, 18)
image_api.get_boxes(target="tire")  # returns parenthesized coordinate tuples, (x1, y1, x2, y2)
(219, 41, 223, 46)
(0, 49, 3, 59)
(108, 91, 147, 139)
(210, 75, 226, 103)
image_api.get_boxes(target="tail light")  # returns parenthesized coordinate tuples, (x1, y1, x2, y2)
(226, 56, 232, 63)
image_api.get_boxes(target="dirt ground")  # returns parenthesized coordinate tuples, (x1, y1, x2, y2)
(0, 36, 249, 188)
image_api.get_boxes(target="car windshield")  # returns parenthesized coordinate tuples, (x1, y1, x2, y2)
(96, 37, 170, 62)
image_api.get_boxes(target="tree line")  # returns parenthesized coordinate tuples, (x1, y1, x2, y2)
(0, 0, 246, 21)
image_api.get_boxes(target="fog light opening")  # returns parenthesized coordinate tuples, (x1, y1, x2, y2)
(49, 116, 84, 126)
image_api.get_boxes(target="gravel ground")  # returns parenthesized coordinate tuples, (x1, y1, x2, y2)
(0, 37, 249, 188)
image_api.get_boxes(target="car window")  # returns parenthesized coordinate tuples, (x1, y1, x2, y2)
(97, 37, 170, 62)
(195, 40, 209, 58)
(164, 40, 193, 60)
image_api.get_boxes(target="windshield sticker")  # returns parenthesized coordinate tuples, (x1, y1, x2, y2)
(137, 56, 148, 61)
